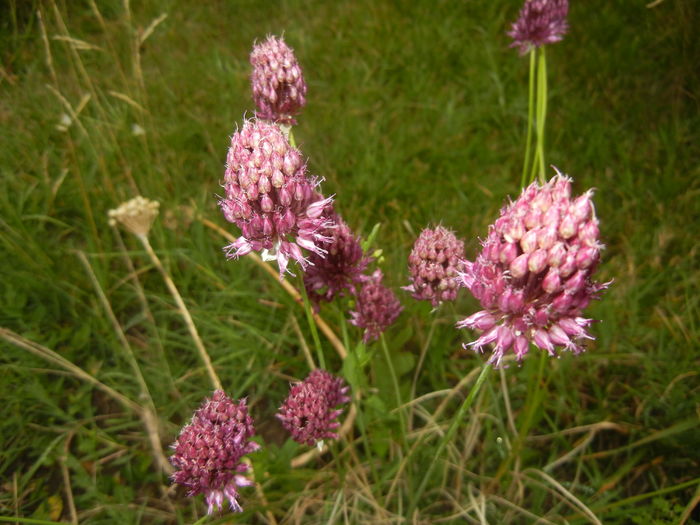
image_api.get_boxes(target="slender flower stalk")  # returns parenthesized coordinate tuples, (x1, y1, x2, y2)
(110, 196, 222, 390)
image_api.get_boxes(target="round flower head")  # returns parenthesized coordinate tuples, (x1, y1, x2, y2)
(170, 391, 260, 514)
(350, 269, 403, 343)
(457, 169, 609, 366)
(304, 212, 371, 304)
(404, 225, 466, 307)
(277, 369, 350, 447)
(108, 196, 159, 238)
(219, 119, 334, 276)
(250, 35, 307, 125)
(508, 0, 569, 55)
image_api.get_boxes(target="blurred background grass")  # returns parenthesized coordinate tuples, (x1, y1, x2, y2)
(1, 0, 699, 523)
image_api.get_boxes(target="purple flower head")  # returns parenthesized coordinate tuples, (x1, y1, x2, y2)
(350, 269, 403, 343)
(457, 169, 609, 366)
(404, 225, 466, 307)
(250, 35, 307, 125)
(219, 119, 335, 276)
(304, 211, 371, 304)
(508, 0, 569, 55)
(170, 391, 260, 514)
(277, 369, 351, 446)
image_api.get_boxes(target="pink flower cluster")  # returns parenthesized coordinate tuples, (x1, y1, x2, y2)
(508, 0, 569, 55)
(170, 391, 259, 514)
(277, 369, 351, 446)
(350, 270, 404, 343)
(220, 119, 334, 276)
(303, 212, 371, 303)
(405, 226, 466, 307)
(457, 170, 608, 366)
(250, 35, 307, 124)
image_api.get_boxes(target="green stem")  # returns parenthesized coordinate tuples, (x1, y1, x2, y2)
(520, 48, 537, 189)
(380, 334, 408, 450)
(533, 47, 548, 184)
(409, 364, 492, 515)
(298, 277, 325, 369)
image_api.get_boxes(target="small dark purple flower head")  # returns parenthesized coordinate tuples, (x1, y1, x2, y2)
(304, 212, 371, 304)
(350, 269, 403, 343)
(404, 225, 466, 307)
(170, 391, 260, 514)
(219, 119, 335, 276)
(508, 0, 569, 55)
(457, 168, 609, 366)
(250, 35, 307, 125)
(277, 369, 351, 447)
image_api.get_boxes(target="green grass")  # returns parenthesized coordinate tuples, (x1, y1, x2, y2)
(1, 0, 699, 523)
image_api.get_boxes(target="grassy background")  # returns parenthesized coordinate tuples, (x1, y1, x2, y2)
(1, 0, 699, 523)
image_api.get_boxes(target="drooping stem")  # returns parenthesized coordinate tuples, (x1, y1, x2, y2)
(520, 48, 537, 189)
(137, 234, 223, 391)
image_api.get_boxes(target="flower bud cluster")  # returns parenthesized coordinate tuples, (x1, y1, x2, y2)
(250, 35, 307, 125)
(277, 369, 351, 446)
(170, 391, 260, 514)
(458, 170, 608, 365)
(508, 0, 569, 55)
(108, 196, 160, 238)
(405, 226, 466, 307)
(220, 119, 334, 276)
(350, 270, 404, 343)
(304, 212, 371, 303)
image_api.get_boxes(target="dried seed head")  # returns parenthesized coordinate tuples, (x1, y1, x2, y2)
(108, 196, 159, 238)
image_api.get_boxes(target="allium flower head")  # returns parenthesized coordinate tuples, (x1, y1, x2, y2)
(170, 391, 260, 514)
(108, 196, 159, 238)
(250, 35, 307, 125)
(350, 270, 403, 343)
(508, 0, 569, 55)
(404, 225, 466, 307)
(304, 212, 371, 303)
(457, 169, 609, 366)
(277, 369, 350, 446)
(219, 119, 334, 276)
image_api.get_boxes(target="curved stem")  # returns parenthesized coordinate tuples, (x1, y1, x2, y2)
(137, 234, 222, 391)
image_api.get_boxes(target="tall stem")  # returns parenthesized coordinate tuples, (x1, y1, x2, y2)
(298, 276, 326, 370)
(380, 334, 407, 449)
(520, 48, 537, 189)
(409, 364, 492, 515)
(533, 47, 548, 184)
(137, 234, 222, 391)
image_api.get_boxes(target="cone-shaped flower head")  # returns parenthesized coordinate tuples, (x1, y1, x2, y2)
(457, 169, 609, 366)
(508, 0, 569, 55)
(277, 369, 351, 447)
(250, 35, 307, 125)
(404, 225, 466, 307)
(170, 391, 260, 514)
(108, 196, 159, 238)
(350, 269, 403, 343)
(220, 119, 334, 276)
(304, 211, 371, 303)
